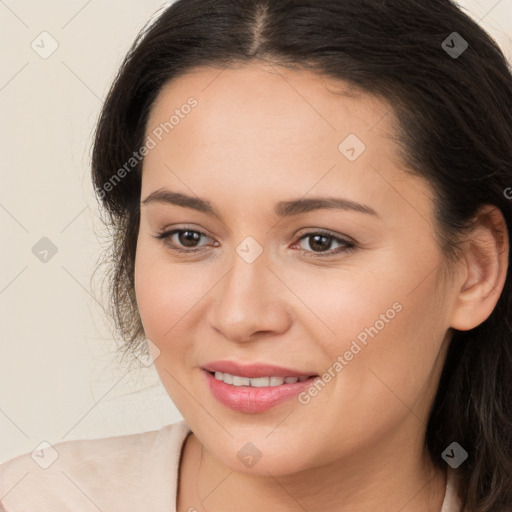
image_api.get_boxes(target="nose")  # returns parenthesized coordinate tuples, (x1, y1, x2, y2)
(207, 248, 292, 343)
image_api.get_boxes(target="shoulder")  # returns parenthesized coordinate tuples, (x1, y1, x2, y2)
(441, 467, 462, 512)
(0, 419, 191, 512)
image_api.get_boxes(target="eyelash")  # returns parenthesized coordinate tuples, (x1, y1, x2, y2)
(152, 226, 357, 258)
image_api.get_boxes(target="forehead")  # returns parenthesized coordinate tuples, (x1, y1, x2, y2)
(140, 61, 432, 223)
(145, 61, 396, 143)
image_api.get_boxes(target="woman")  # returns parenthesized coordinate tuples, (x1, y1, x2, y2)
(1, 0, 511, 511)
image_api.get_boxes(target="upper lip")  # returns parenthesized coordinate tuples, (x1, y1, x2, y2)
(202, 360, 318, 378)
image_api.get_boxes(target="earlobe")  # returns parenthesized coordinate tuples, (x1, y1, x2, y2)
(449, 205, 509, 331)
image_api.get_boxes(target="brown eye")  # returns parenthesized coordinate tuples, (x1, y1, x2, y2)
(153, 228, 213, 254)
(176, 230, 202, 248)
(295, 230, 357, 258)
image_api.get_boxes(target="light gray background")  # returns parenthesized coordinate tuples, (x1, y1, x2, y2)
(1, 0, 511, 464)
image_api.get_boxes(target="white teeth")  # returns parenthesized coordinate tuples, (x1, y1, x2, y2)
(232, 375, 251, 386)
(270, 376, 285, 386)
(212, 371, 307, 387)
(250, 377, 270, 387)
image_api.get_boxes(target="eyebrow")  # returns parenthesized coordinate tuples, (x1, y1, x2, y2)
(141, 188, 379, 219)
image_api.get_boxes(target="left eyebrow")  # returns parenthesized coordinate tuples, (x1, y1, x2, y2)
(141, 188, 379, 219)
(274, 197, 379, 218)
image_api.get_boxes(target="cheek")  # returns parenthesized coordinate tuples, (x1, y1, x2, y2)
(134, 241, 214, 347)
(134, 242, 181, 341)
(275, 258, 403, 360)
(290, 252, 447, 420)
(134, 247, 197, 398)
(320, 277, 446, 427)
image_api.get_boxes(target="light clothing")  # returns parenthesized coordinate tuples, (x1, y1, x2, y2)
(0, 420, 463, 511)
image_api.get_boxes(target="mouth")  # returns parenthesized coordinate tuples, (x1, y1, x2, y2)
(202, 368, 319, 414)
(205, 370, 317, 387)
(201, 360, 318, 379)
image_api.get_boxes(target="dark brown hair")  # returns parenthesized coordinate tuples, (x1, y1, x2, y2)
(91, 1, 512, 509)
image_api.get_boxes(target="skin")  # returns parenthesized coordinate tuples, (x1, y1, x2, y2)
(134, 61, 509, 511)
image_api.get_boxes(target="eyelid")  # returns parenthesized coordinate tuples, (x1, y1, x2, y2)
(293, 229, 357, 257)
(295, 227, 355, 244)
(153, 225, 357, 257)
(154, 225, 215, 247)
(159, 224, 215, 242)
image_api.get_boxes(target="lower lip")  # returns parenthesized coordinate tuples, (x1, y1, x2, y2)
(203, 370, 319, 413)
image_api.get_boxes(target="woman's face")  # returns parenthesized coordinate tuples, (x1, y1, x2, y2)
(135, 61, 460, 475)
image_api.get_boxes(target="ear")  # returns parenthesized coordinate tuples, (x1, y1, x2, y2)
(450, 204, 509, 331)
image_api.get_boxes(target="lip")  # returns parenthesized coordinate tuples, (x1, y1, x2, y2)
(202, 368, 319, 414)
(202, 360, 317, 379)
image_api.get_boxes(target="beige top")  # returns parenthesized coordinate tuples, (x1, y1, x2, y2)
(0, 420, 463, 511)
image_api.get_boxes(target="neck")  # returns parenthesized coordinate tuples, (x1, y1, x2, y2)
(177, 430, 447, 512)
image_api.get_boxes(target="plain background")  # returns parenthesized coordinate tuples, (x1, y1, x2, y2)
(0, 0, 511, 465)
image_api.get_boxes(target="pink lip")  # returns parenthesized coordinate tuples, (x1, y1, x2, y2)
(202, 369, 319, 414)
(202, 360, 317, 379)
